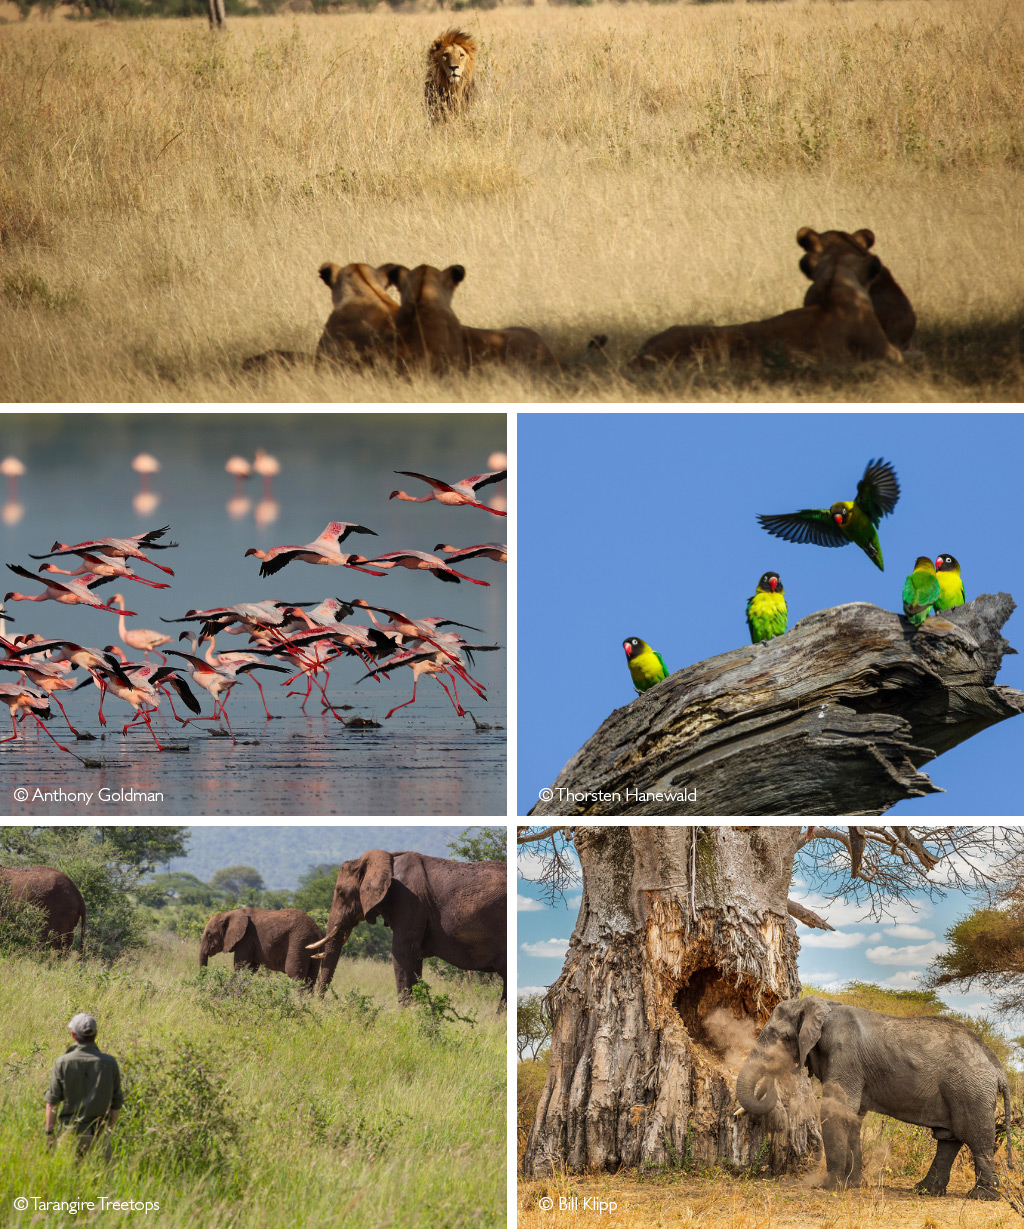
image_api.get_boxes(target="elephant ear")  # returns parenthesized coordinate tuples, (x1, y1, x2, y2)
(359, 850, 393, 917)
(223, 911, 251, 952)
(797, 996, 831, 1067)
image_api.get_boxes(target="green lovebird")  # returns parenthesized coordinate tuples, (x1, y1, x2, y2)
(935, 554, 966, 610)
(623, 637, 668, 695)
(757, 457, 900, 572)
(746, 572, 788, 644)
(902, 556, 941, 626)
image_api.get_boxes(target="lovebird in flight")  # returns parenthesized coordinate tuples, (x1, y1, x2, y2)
(935, 554, 966, 610)
(902, 556, 941, 626)
(757, 458, 900, 572)
(746, 572, 788, 644)
(623, 637, 668, 695)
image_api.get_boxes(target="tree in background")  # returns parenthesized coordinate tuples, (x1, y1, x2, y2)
(927, 848, 1024, 1017)
(519, 825, 1015, 1179)
(209, 866, 265, 898)
(447, 827, 506, 863)
(1, 826, 189, 872)
(517, 994, 552, 1061)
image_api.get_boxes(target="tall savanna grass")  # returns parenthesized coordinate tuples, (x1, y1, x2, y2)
(1, 0, 1022, 401)
(0, 934, 505, 1227)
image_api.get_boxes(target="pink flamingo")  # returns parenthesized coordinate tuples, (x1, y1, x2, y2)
(389, 470, 507, 516)
(200, 634, 291, 720)
(360, 549, 490, 585)
(252, 450, 280, 500)
(6, 639, 117, 725)
(38, 554, 171, 590)
(433, 542, 507, 564)
(245, 522, 385, 578)
(90, 654, 200, 751)
(354, 641, 493, 719)
(0, 656, 78, 735)
(4, 566, 134, 615)
(166, 640, 240, 739)
(0, 679, 74, 754)
(29, 526, 178, 576)
(112, 593, 172, 661)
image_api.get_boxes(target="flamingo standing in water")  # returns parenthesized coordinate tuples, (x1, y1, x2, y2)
(245, 522, 385, 578)
(361, 550, 491, 585)
(4, 566, 134, 615)
(389, 470, 507, 515)
(111, 593, 172, 661)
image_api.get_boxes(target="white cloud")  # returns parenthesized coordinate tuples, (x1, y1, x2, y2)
(800, 930, 866, 949)
(881, 971, 925, 989)
(520, 938, 570, 959)
(865, 940, 946, 967)
(800, 970, 839, 986)
(872, 924, 936, 941)
(567, 894, 582, 910)
(517, 986, 549, 999)
(516, 847, 548, 883)
(517, 894, 545, 912)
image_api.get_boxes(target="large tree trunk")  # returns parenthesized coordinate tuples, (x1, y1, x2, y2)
(523, 827, 823, 1178)
(530, 594, 1022, 817)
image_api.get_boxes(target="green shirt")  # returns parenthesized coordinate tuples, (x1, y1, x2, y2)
(46, 1042, 123, 1131)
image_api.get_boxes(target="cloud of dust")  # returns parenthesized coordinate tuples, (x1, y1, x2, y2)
(704, 1008, 760, 1069)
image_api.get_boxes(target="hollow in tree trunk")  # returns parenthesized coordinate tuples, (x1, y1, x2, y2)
(523, 826, 823, 1177)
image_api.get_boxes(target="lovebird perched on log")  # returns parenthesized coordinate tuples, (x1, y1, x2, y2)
(623, 637, 668, 695)
(746, 572, 788, 644)
(902, 556, 941, 626)
(935, 554, 966, 610)
(757, 457, 900, 572)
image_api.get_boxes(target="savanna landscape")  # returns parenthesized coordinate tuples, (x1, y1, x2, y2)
(1, 0, 1022, 402)
(1, 827, 505, 1228)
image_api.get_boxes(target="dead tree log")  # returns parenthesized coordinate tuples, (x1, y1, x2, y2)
(531, 594, 1021, 818)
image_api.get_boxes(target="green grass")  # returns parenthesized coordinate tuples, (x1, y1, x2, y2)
(1, 934, 505, 1228)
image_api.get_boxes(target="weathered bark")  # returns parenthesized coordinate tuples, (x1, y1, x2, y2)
(523, 827, 823, 1177)
(531, 594, 1021, 817)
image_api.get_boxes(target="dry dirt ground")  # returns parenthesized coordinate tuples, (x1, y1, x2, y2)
(518, 1171, 1024, 1229)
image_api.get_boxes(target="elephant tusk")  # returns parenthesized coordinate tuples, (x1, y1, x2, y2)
(308, 952, 325, 960)
(306, 925, 341, 951)
(733, 1107, 747, 1119)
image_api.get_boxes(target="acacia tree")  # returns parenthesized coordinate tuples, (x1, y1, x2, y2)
(519, 824, 1013, 1178)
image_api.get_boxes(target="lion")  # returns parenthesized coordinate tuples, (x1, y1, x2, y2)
(425, 29, 477, 123)
(465, 325, 559, 368)
(315, 262, 399, 366)
(797, 227, 916, 349)
(633, 230, 902, 368)
(384, 263, 470, 373)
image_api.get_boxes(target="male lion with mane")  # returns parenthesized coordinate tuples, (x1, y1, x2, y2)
(425, 29, 477, 123)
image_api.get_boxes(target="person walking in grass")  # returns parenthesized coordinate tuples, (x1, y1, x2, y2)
(45, 1013, 122, 1159)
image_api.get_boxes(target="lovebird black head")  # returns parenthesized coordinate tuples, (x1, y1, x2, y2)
(623, 637, 645, 659)
(828, 502, 852, 527)
(756, 572, 783, 594)
(936, 554, 960, 574)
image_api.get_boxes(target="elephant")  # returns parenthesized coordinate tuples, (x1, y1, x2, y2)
(306, 850, 506, 1007)
(198, 908, 324, 989)
(0, 864, 86, 951)
(735, 995, 1013, 1199)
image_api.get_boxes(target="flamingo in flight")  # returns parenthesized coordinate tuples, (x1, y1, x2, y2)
(166, 639, 241, 739)
(0, 655, 78, 735)
(29, 526, 179, 576)
(199, 635, 291, 720)
(0, 679, 73, 754)
(355, 636, 498, 719)
(361, 550, 490, 585)
(37, 553, 171, 590)
(434, 543, 507, 564)
(111, 593, 172, 661)
(389, 470, 507, 516)
(4, 638, 119, 725)
(245, 522, 386, 578)
(4, 566, 135, 615)
(85, 654, 200, 751)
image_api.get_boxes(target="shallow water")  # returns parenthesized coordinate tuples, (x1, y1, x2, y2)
(1, 413, 507, 816)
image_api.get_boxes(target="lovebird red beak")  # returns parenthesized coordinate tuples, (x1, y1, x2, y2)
(623, 643, 632, 657)
(769, 577, 778, 591)
(935, 557, 942, 570)
(833, 513, 843, 525)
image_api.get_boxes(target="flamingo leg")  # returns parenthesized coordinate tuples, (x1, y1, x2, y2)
(30, 714, 74, 755)
(50, 694, 78, 735)
(443, 567, 491, 586)
(434, 674, 465, 717)
(251, 675, 275, 720)
(385, 677, 419, 720)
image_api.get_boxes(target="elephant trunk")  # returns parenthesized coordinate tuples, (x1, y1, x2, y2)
(735, 1051, 780, 1116)
(310, 923, 353, 997)
(199, 951, 209, 968)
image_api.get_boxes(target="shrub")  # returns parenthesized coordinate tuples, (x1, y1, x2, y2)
(0, 879, 48, 955)
(184, 967, 315, 1023)
(409, 980, 476, 1039)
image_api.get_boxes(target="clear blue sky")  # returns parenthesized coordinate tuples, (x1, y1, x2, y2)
(517, 411, 1023, 816)
(517, 829, 1021, 1036)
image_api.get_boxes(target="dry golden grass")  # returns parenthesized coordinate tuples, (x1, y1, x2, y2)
(1, 0, 1022, 401)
